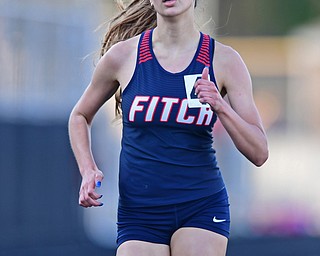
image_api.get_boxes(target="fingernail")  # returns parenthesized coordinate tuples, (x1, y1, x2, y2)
(99, 195, 103, 199)
(99, 203, 104, 207)
(205, 66, 210, 69)
(96, 181, 101, 187)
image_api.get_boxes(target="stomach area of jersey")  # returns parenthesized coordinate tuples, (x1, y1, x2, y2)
(121, 127, 216, 168)
(118, 154, 222, 207)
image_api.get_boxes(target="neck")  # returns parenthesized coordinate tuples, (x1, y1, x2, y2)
(153, 9, 199, 48)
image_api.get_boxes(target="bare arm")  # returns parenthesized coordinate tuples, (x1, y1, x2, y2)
(195, 44, 268, 166)
(68, 46, 120, 207)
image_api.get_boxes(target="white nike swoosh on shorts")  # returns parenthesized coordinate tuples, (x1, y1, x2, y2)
(212, 216, 226, 223)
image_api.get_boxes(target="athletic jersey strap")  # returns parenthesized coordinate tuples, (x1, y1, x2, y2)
(196, 34, 211, 67)
(138, 30, 153, 64)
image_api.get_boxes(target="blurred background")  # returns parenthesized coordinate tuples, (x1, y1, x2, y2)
(0, 0, 320, 255)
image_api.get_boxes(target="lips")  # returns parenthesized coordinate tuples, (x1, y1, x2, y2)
(162, 0, 176, 4)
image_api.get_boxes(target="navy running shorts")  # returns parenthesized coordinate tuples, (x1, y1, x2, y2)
(117, 188, 230, 247)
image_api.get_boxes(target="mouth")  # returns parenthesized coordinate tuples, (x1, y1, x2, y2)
(161, 0, 176, 7)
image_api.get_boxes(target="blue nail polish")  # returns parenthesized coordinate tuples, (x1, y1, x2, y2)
(96, 181, 101, 187)
(99, 203, 104, 207)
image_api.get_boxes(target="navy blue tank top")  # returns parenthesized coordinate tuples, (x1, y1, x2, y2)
(119, 29, 225, 207)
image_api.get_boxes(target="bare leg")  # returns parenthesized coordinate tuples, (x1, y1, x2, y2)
(117, 240, 171, 256)
(170, 227, 228, 256)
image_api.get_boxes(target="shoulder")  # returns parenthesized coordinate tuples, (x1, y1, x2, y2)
(95, 35, 141, 83)
(109, 35, 140, 59)
(214, 41, 246, 73)
(213, 40, 251, 90)
(99, 35, 140, 70)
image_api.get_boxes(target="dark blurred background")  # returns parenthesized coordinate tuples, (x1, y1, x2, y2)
(1, 0, 320, 255)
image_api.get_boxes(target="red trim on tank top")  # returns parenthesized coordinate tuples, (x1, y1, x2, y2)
(196, 34, 211, 67)
(139, 30, 153, 64)
(139, 30, 211, 67)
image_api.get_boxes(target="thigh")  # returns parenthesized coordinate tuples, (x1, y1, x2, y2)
(117, 240, 170, 256)
(170, 227, 228, 256)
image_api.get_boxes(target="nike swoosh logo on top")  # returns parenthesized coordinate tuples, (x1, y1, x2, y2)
(212, 216, 226, 223)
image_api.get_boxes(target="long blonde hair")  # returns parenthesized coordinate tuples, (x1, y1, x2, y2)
(100, 0, 157, 117)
